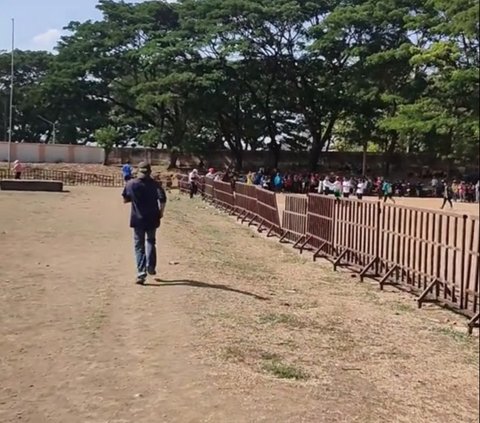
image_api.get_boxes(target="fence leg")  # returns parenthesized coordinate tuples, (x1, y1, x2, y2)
(292, 236, 305, 250)
(265, 224, 275, 237)
(257, 219, 265, 233)
(299, 236, 312, 255)
(313, 242, 327, 262)
(379, 265, 399, 290)
(467, 313, 479, 335)
(247, 214, 257, 226)
(279, 231, 290, 243)
(333, 249, 348, 270)
(360, 257, 379, 282)
(417, 278, 440, 308)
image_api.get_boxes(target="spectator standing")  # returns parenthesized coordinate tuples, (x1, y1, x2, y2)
(356, 179, 366, 200)
(476, 180, 480, 203)
(12, 160, 24, 179)
(333, 177, 342, 201)
(122, 162, 167, 285)
(273, 172, 283, 192)
(188, 169, 200, 198)
(342, 177, 352, 198)
(451, 181, 459, 201)
(205, 168, 215, 179)
(122, 161, 133, 182)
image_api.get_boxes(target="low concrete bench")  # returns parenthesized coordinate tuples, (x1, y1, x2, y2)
(0, 179, 64, 192)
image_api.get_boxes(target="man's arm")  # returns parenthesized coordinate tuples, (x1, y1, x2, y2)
(122, 185, 131, 204)
(157, 186, 167, 218)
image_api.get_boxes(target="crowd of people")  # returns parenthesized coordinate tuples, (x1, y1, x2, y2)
(232, 169, 480, 205)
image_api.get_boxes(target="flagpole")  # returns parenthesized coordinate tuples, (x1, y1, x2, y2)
(7, 18, 14, 169)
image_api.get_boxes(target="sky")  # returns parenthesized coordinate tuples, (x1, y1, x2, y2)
(0, 0, 141, 52)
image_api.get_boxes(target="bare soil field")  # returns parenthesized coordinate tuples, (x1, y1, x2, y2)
(0, 187, 478, 423)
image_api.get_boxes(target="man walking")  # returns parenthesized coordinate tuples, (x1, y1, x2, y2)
(122, 160, 133, 183)
(122, 162, 167, 285)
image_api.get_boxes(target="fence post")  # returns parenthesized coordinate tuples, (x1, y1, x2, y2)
(375, 201, 381, 275)
(331, 197, 338, 257)
(460, 214, 467, 310)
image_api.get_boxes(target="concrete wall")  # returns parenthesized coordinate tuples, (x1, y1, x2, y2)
(109, 148, 479, 176)
(0, 142, 105, 164)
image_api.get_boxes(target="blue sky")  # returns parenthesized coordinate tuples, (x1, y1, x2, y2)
(0, 0, 141, 52)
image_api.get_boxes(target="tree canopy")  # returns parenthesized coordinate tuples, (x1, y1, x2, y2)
(0, 0, 478, 170)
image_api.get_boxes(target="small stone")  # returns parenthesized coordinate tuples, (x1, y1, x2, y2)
(134, 393, 143, 398)
(169, 261, 179, 266)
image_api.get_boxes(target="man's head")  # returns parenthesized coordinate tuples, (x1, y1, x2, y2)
(137, 161, 152, 178)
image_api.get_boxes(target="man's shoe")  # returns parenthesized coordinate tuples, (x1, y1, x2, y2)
(136, 275, 146, 285)
(147, 268, 157, 276)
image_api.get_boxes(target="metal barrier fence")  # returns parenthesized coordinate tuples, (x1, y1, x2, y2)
(0, 168, 124, 187)
(178, 175, 190, 194)
(213, 180, 235, 213)
(280, 195, 307, 245)
(203, 178, 215, 202)
(333, 198, 380, 273)
(256, 188, 282, 236)
(234, 183, 260, 225)
(300, 194, 335, 260)
(177, 175, 479, 333)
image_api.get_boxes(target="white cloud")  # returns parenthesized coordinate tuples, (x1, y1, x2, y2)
(32, 29, 62, 50)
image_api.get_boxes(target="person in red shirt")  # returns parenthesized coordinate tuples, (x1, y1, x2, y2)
(12, 160, 24, 179)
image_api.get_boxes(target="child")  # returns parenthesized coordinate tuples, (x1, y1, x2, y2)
(382, 180, 395, 203)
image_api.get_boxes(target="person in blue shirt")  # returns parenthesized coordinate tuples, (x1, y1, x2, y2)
(122, 162, 167, 285)
(273, 172, 283, 192)
(122, 161, 133, 182)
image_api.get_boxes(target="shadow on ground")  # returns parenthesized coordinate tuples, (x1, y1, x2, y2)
(144, 279, 270, 301)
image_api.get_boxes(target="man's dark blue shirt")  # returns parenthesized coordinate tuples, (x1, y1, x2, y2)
(122, 177, 167, 230)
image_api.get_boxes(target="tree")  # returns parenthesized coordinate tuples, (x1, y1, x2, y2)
(0, 50, 54, 142)
(95, 126, 120, 165)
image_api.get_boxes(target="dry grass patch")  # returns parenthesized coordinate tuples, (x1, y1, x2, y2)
(162, 194, 479, 422)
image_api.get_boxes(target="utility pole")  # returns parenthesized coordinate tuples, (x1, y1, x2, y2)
(7, 18, 14, 167)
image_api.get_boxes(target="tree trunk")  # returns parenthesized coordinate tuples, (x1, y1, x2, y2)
(308, 139, 322, 172)
(103, 148, 111, 166)
(307, 116, 337, 171)
(362, 141, 368, 176)
(231, 148, 243, 171)
(168, 152, 178, 170)
(268, 143, 280, 170)
(383, 137, 397, 177)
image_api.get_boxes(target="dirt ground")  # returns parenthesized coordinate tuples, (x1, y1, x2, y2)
(0, 187, 478, 423)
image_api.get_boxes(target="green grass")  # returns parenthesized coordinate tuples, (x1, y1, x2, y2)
(262, 358, 308, 380)
(393, 302, 415, 313)
(436, 327, 470, 343)
(258, 312, 305, 327)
